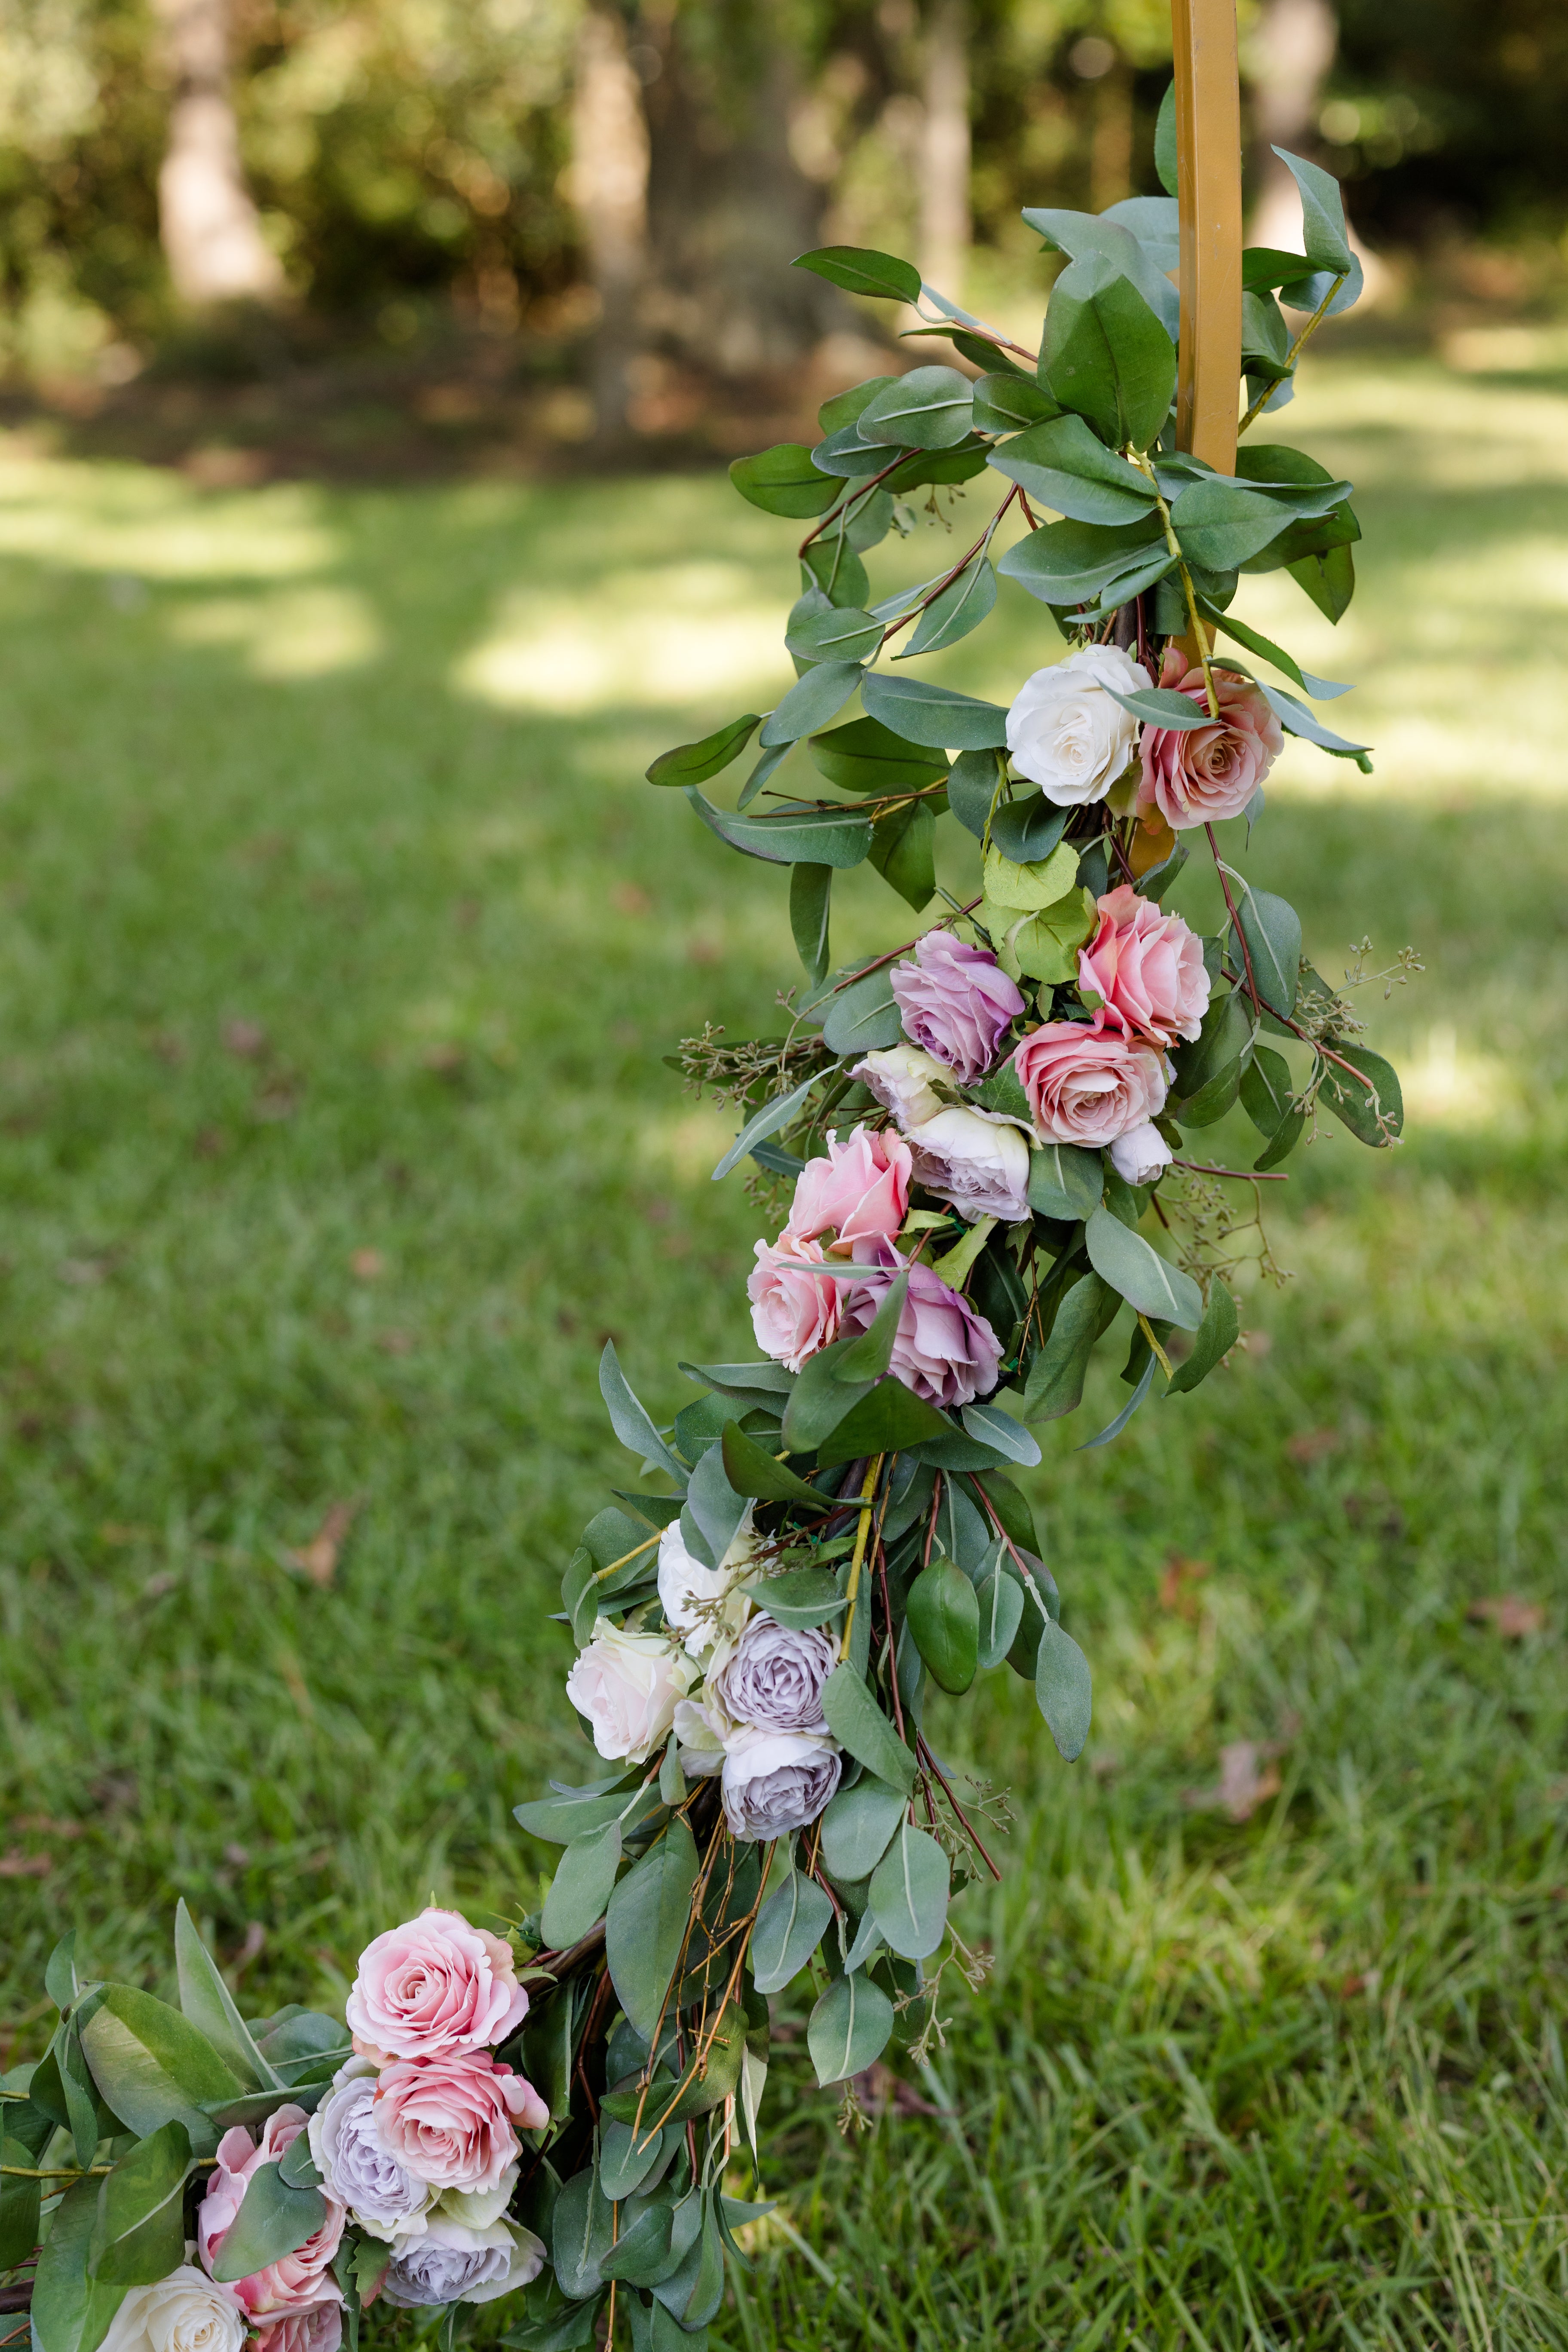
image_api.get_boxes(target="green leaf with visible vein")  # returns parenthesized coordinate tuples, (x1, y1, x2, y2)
(1085, 1207, 1204, 1331)
(175, 1901, 277, 2094)
(1165, 1277, 1240, 1397)
(751, 1871, 835, 1994)
(540, 1818, 623, 1950)
(1035, 1620, 1093, 1759)
(869, 1822, 950, 1959)
(793, 245, 922, 303)
(88, 2121, 191, 2286)
(808, 1971, 894, 2086)
(729, 444, 840, 519)
(646, 714, 761, 787)
(209, 2161, 325, 2284)
(605, 1818, 699, 2039)
(821, 1663, 916, 1794)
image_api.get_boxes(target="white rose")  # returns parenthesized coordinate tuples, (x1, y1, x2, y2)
(904, 1106, 1032, 1224)
(99, 2270, 246, 2352)
(1006, 644, 1150, 806)
(851, 1044, 948, 1133)
(656, 1511, 756, 1658)
(721, 1727, 842, 1840)
(380, 2215, 544, 2310)
(1108, 1120, 1173, 1186)
(671, 1693, 730, 1776)
(564, 1621, 696, 1763)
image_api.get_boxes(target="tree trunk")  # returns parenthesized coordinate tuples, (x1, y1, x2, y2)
(571, 1, 650, 447)
(153, 0, 283, 304)
(919, 0, 970, 303)
(640, 21, 839, 380)
(1247, 0, 1337, 249)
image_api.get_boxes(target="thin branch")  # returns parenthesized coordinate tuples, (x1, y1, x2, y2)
(1238, 272, 1349, 437)
(1173, 1158, 1288, 1182)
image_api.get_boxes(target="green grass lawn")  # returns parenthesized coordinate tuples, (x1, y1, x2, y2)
(1, 336, 1567, 2347)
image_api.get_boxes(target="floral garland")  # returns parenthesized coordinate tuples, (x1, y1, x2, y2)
(1, 132, 1414, 2352)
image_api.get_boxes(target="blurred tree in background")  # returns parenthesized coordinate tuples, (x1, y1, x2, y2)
(0, 0, 1562, 391)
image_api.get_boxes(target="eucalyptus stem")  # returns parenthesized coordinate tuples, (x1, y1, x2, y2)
(1237, 271, 1349, 437)
(1128, 449, 1220, 718)
(837, 1456, 885, 1663)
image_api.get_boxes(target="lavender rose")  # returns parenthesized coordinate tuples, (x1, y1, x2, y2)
(903, 1106, 1032, 1225)
(844, 1253, 1002, 1409)
(713, 1614, 835, 1735)
(380, 2217, 544, 2311)
(721, 1728, 842, 1840)
(889, 932, 1025, 1085)
(309, 2067, 433, 2243)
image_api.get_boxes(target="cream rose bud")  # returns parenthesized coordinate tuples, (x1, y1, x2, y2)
(671, 1694, 728, 1776)
(721, 1727, 842, 1840)
(564, 1621, 697, 1762)
(100, 2270, 247, 2352)
(656, 1512, 756, 1657)
(852, 1044, 948, 1133)
(1006, 644, 1150, 807)
(903, 1106, 1032, 1226)
(1108, 1121, 1173, 1187)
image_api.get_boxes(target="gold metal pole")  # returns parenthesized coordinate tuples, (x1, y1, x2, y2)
(1171, 0, 1242, 476)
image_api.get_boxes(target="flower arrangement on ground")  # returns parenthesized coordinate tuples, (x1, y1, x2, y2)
(1, 113, 1414, 2352)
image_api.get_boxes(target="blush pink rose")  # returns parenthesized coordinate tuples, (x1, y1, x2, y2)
(1014, 1022, 1168, 1147)
(1077, 884, 1210, 1047)
(252, 2308, 344, 2352)
(198, 2110, 345, 2319)
(345, 1908, 529, 2062)
(747, 1234, 843, 1372)
(1137, 646, 1283, 830)
(784, 1125, 911, 1255)
(374, 2054, 546, 2195)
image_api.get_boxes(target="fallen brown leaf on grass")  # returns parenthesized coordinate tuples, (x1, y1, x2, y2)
(350, 1248, 385, 1280)
(1184, 1740, 1285, 1822)
(10, 1816, 82, 1839)
(222, 1019, 268, 1058)
(1286, 1427, 1340, 1467)
(1467, 1596, 1545, 1638)
(288, 1498, 363, 1588)
(1158, 1553, 1210, 1619)
(0, 1851, 52, 1877)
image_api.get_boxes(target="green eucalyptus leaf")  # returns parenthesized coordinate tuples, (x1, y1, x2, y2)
(1320, 1046, 1403, 1147)
(807, 1971, 894, 2086)
(821, 965, 902, 1054)
(1027, 1141, 1105, 1221)
(646, 715, 761, 787)
(686, 788, 873, 871)
(540, 1818, 623, 1950)
(551, 2168, 615, 2302)
(739, 1567, 846, 1629)
(861, 671, 1009, 751)
(976, 1563, 1026, 1669)
(814, 1378, 952, 1468)
(971, 373, 1061, 432)
(78, 1989, 242, 2148)
(599, 1340, 687, 1484)
(1225, 879, 1302, 1017)
(1154, 78, 1178, 195)
(857, 366, 974, 451)
(906, 1561, 979, 1695)
(809, 714, 947, 795)
(1085, 1207, 1204, 1331)
(606, 1819, 700, 2040)
(784, 606, 883, 665)
(988, 413, 1158, 525)
(720, 1424, 830, 1507)
(869, 800, 937, 909)
(175, 1903, 278, 2095)
(1035, 1620, 1093, 1760)
(868, 1823, 949, 1960)
(997, 514, 1169, 607)
(794, 245, 922, 303)
(898, 557, 997, 658)
(712, 1068, 821, 1184)
(87, 2121, 191, 2287)
(1021, 1272, 1116, 1421)
(758, 661, 864, 750)
(820, 1663, 917, 1794)
(820, 1776, 906, 1882)
(30, 2177, 127, 2352)
(1288, 541, 1356, 623)
(1165, 1277, 1240, 1396)
(730, 444, 840, 519)
(1271, 147, 1354, 274)
(751, 1871, 835, 1994)
(1039, 251, 1176, 450)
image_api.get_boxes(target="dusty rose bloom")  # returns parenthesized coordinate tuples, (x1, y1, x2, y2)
(251, 2309, 344, 2352)
(1077, 884, 1210, 1048)
(713, 1614, 836, 1736)
(1014, 1022, 1168, 1147)
(784, 1126, 911, 1254)
(843, 1253, 1001, 1409)
(1137, 647, 1283, 830)
(747, 1234, 844, 1371)
(197, 2111, 345, 2319)
(346, 1908, 529, 2063)
(889, 931, 1025, 1085)
(374, 2055, 544, 2196)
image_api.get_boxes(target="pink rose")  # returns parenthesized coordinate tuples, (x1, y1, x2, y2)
(1077, 884, 1210, 1047)
(1137, 647, 1283, 830)
(346, 1908, 529, 2063)
(889, 931, 1024, 1085)
(843, 1252, 1001, 1410)
(374, 2054, 545, 2195)
(252, 2308, 344, 2352)
(748, 1233, 844, 1372)
(198, 2110, 345, 2318)
(1014, 1022, 1168, 1147)
(784, 1125, 910, 1255)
